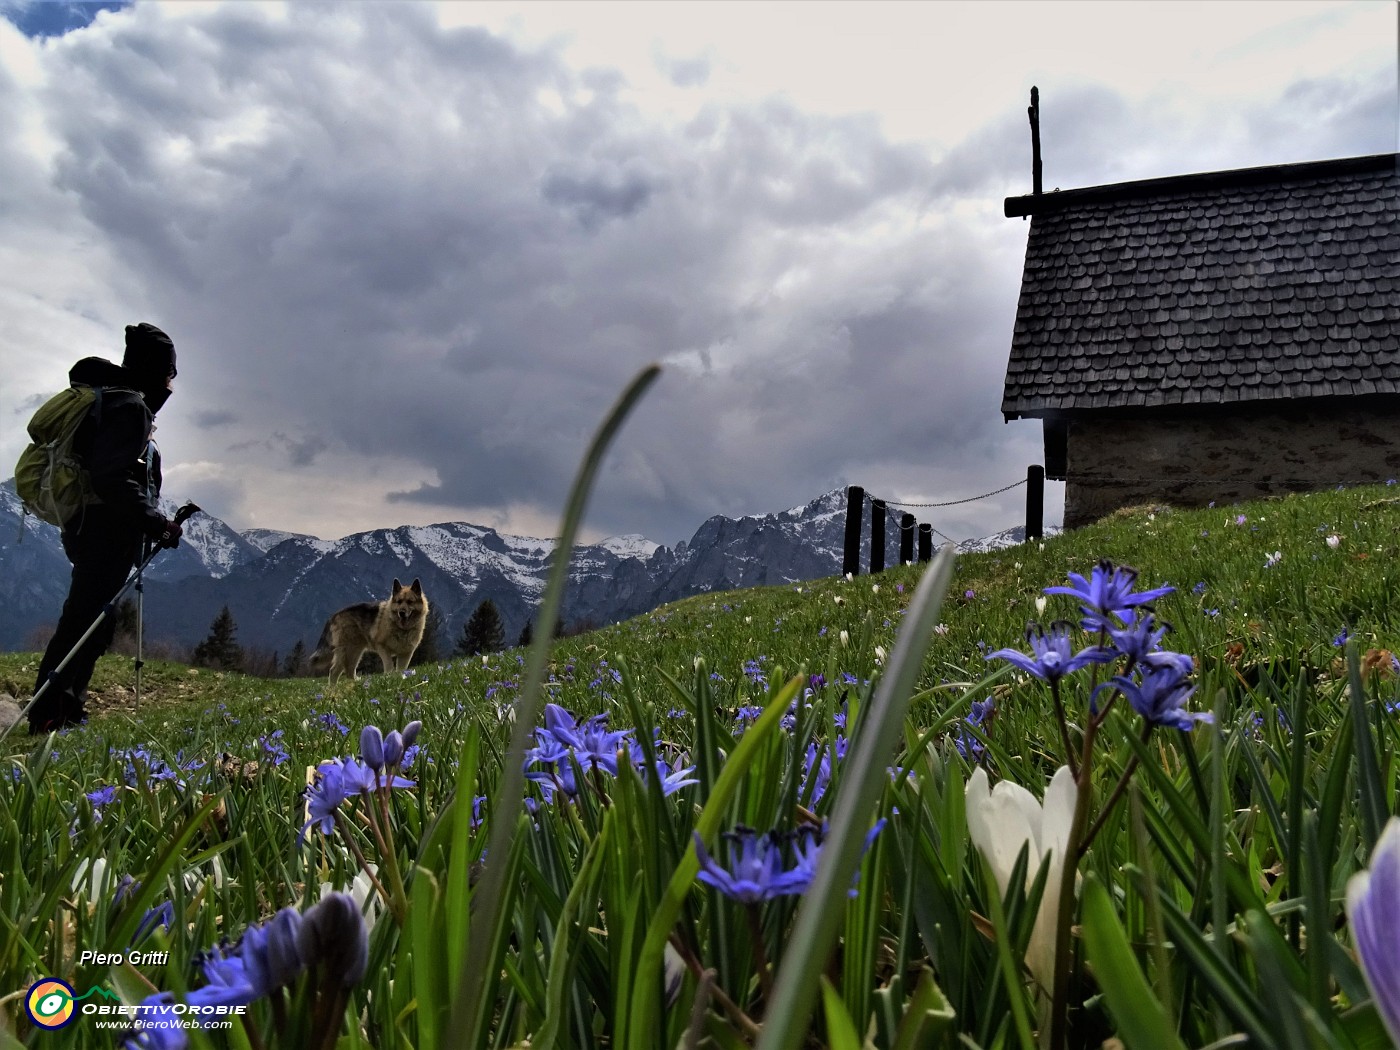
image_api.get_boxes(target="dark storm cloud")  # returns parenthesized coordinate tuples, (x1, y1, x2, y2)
(272, 432, 330, 469)
(192, 409, 236, 428)
(10, 4, 1393, 543)
(541, 166, 659, 229)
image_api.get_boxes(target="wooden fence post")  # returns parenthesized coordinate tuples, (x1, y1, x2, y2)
(843, 486, 864, 577)
(870, 499, 886, 574)
(918, 524, 932, 563)
(899, 513, 915, 565)
(1026, 465, 1045, 543)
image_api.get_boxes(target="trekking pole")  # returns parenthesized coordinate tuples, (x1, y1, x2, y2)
(135, 539, 147, 707)
(1, 502, 200, 744)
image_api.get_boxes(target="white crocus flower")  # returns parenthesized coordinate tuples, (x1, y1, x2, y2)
(965, 765, 1077, 994)
(1346, 818, 1400, 1045)
(874, 646, 887, 665)
(1326, 534, 1342, 549)
(71, 857, 108, 901)
(1035, 596, 1048, 616)
(839, 630, 849, 648)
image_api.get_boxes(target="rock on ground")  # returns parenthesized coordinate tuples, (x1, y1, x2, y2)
(0, 693, 22, 733)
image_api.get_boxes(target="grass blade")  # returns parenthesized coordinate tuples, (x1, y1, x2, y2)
(452, 363, 661, 1045)
(757, 546, 956, 1050)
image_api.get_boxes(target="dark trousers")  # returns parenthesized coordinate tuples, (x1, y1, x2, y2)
(30, 507, 144, 733)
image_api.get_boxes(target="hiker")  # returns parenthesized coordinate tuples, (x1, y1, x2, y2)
(28, 323, 185, 734)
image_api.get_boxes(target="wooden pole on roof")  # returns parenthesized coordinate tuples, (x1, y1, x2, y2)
(1029, 86, 1042, 196)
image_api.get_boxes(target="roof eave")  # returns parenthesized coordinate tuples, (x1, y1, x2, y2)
(1004, 152, 1399, 218)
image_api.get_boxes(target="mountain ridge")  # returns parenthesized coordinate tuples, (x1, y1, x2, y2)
(0, 481, 1048, 656)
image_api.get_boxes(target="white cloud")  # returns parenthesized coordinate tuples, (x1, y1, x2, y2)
(0, 0, 1393, 547)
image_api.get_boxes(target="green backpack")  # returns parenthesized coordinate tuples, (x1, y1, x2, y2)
(14, 384, 112, 527)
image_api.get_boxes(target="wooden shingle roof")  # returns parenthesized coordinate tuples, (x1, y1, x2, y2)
(1001, 153, 1400, 420)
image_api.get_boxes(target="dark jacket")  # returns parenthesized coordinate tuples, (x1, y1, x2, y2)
(68, 357, 166, 540)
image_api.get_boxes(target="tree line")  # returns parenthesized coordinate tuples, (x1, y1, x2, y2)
(89, 598, 591, 678)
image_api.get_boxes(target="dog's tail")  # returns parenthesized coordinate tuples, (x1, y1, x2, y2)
(307, 620, 333, 675)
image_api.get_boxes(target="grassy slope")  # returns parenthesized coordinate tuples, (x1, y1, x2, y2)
(4, 482, 1399, 759)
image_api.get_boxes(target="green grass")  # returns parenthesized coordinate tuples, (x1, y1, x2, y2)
(1, 482, 1399, 1048)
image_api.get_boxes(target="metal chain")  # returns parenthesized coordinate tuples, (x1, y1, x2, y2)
(864, 478, 1028, 509)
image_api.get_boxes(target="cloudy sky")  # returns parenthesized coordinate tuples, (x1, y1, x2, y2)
(0, 1, 1395, 546)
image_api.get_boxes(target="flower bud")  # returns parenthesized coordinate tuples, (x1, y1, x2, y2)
(299, 892, 369, 988)
(383, 730, 405, 769)
(401, 720, 422, 749)
(359, 725, 385, 771)
(264, 907, 305, 989)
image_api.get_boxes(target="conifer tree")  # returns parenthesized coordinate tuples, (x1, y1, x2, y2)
(517, 618, 534, 648)
(192, 606, 244, 671)
(283, 639, 306, 677)
(456, 598, 505, 657)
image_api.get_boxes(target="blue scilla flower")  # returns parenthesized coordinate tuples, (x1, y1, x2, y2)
(985, 621, 1115, 682)
(646, 756, 699, 797)
(131, 900, 174, 947)
(575, 714, 633, 775)
(86, 785, 118, 807)
(359, 725, 385, 770)
(1044, 560, 1175, 633)
(1100, 665, 1212, 731)
(1107, 613, 1194, 675)
(955, 698, 995, 760)
(1347, 818, 1400, 1045)
(300, 757, 412, 843)
(120, 992, 187, 1049)
(788, 819, 887, 897)
(693, 827, 805, 903)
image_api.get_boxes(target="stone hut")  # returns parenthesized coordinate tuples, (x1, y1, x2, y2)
(1000, 152, 1400, 528)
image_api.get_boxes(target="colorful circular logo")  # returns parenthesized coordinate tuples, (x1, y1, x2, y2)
(25, 978, 77, 1029)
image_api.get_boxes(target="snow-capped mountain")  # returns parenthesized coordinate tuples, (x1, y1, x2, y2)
(0, 482, 1038, 655)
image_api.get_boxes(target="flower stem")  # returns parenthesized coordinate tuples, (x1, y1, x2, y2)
(1048, 724, 1096, 1050)
(745, 903, 776, 1008)
(1048, 678, 1078, 777)
(669, 934, 763, 1040)
(1077, 722, 1152, 859)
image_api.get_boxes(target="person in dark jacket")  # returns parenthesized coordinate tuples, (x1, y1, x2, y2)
(29, 323, 185, 734)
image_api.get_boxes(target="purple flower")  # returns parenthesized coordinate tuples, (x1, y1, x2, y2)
(120, 993, 188, 1049)
(955, 698, 995, 760)
(298, 892, 369, 988)
(647, 756, 699, 796)
(188, 945, 257, 1009)
(787, 820, 887, 897)
(1043, 561, 1175, 633)
(359, 725, 385, 771)
(985, 621, 1115, 682)
(692, 828, 805, 903)
(86, 785, 118, 807)
(575, 714, 633, 775)
(132, 901, 174, 946)
(1347, 818, 1400, 1045)
(1101, 666, 1211, 731)
(382, 730, 405, 769)
(300, 757, 412, 842)
(1107, 613, 1194, 675)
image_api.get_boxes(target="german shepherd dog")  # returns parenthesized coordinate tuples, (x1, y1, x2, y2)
(308, 578, 429, 683)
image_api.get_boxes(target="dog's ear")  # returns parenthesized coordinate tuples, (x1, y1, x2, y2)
(410, 578, 422, 595)
(392, 578, 403, 593)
